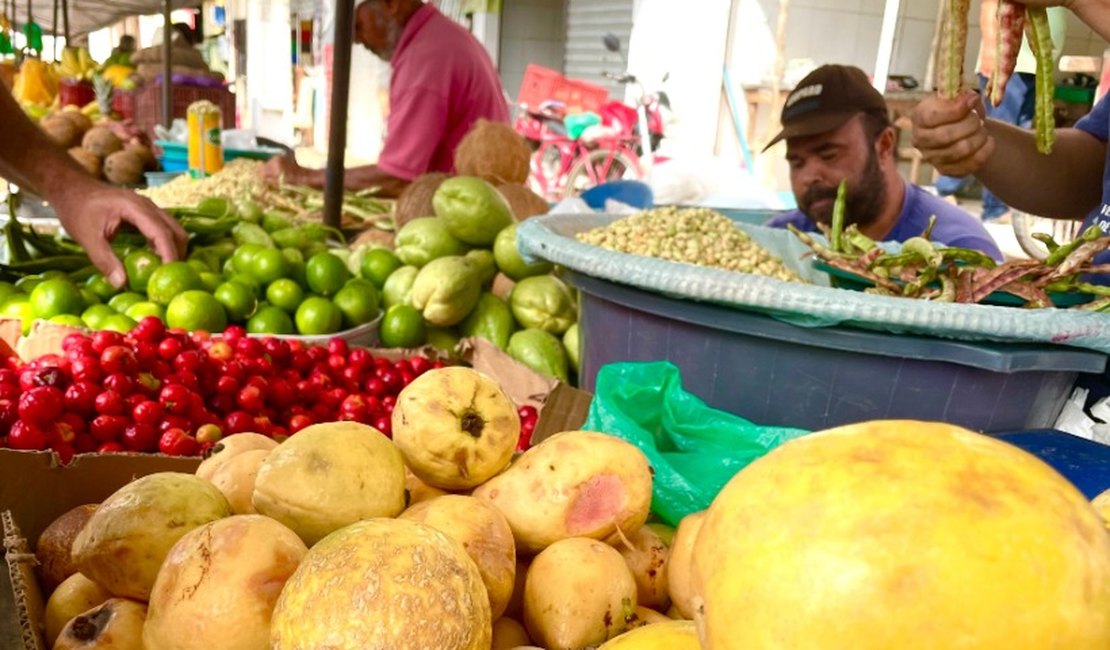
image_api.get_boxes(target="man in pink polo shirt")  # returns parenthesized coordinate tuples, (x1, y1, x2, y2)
(261, 0, 510, 196)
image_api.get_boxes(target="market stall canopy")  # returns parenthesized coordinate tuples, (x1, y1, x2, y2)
(9, 0, 197, 40)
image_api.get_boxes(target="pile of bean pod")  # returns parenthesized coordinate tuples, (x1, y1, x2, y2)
(576, 207, 802, 282)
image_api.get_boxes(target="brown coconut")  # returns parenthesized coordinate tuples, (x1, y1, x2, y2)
(36, 504, 99, 593)
(454, 119, 531, 185)
(82, 126, 123, 159)
(69, 147, 102, 178)
(394, 172, 449, 230)
(125, 142, 157, 171)
(40, 115, 82, 148)
(497, 183, 549, 220)
(103, 150, 146, 185)
(58, 110, 93, 136)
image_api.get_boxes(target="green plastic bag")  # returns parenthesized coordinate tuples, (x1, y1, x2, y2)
(584, 361, 808, 525)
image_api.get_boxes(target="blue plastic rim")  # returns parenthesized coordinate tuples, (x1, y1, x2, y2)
(580, 180, 654, 210)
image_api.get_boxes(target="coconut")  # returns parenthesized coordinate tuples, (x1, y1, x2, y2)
(497, 183, 549, 220)
(454, 119, 531, 185)
(82, 126, 123, 159)
(36, 504, 99, 593)
(69, 147, 102, 178)
(103, 150, 145, 185)
(394, 172, 449, 230)
(58, 110, 93, 136)
(40, 115, 81, 148)
(125, 142, 157, 171)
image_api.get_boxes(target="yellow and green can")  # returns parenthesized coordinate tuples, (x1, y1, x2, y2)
(187, 100, 223, 178)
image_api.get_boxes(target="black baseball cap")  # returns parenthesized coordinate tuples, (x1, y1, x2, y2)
(763, 65, 888, 151)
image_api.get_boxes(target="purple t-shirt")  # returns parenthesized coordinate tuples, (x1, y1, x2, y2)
(765, 181, 1004, 261)
(1073, 93, 1110, 273)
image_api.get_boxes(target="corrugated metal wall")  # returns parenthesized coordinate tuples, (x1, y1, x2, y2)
(563, 0, 634, 96)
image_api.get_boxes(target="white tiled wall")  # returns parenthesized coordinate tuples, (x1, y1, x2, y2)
(499, 0, 567, 103)
(754, 0, 1105, 86)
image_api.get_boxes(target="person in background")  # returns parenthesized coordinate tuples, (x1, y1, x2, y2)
(131, 22, 216, 83)
(933, 2, 1067, 222)
(0, 89, 186, 287)
(764, 65, 1004, 261)
(105, 34, 137, 66)
(260, 0, 510, 197)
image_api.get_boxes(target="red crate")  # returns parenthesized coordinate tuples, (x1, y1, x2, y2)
(518, 64, 609, 114)
(58, 79, 95, 108)
(121, 82, 236, 140)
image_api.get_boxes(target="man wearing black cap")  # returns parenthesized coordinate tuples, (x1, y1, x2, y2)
(764, 65, 1003, 261)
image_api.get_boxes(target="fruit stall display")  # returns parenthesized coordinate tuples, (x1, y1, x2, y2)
(12, 385, 1110, 650)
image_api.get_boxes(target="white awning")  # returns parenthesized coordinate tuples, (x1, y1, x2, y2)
(8, 0, 198, 40)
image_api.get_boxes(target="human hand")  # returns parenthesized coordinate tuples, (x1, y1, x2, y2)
(910, 90, 995, 177)
(52, 180, 187, 288)
(260, 154, 304, 185)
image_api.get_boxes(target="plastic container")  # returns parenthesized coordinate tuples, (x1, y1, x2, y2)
(155, 140, 280, 173)
(247, 313, 382, 348)
(518, 64, 610, 113)
(564, 270, 1108, 433)
(144, 171, 185, 187)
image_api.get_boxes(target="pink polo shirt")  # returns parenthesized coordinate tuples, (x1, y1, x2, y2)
(377, 4, 510, 181)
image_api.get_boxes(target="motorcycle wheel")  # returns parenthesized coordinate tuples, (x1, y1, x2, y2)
(562, 148, 641, 199)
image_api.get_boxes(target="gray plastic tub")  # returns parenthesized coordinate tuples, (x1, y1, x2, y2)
(565, 270, 1108, 433)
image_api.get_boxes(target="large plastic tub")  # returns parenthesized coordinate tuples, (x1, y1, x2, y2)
(565, 270, 1108, 433)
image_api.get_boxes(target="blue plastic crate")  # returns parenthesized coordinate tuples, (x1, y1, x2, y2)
(998, 430, 1110, 499)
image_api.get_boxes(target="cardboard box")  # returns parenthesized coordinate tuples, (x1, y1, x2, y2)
(0, 335, 592, 650)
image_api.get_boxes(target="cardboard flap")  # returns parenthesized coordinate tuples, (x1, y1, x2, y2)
(3, 512, 45, 650)
(459, 337, 556, 409)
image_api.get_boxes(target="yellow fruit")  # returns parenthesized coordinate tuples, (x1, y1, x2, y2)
(400, 495, 516, 619)
(251, 421, 405, 545)
(472, 430, 653, 554)
(144, 516, 307, 650)
(72, 473, 230, 600)
(598, 620, 700, 649)
(392, 367, 520, 490)
(491, 618, 531, 650)
(404, 466, 449, 506)
(271, 518, 491, 650)
(1093, 488, 1110, 530)
(195, 432, 278, 482)
(692, 420, 1110, 650)
(53, 598, 147, 650)
(44, 573, 112, 647)
(207, 449, 270, 515)
(665, 511, 704, 620)
(615, 525, 670, 610)
(523, 537, 638, 649)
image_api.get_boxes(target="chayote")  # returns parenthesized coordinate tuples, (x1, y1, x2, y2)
(509, 275, 577, 335)
(466, 249, 498, 286)
(508, 329, 569, 382)
(381, 265, 419, 308)
(460, 293, 516, 351)
(494, 224, 552, 281)
(409, 256, 483, 327)
(433, 176, 514, 246)
(562, 323, 580, 372)
(393, 217, 468, 267)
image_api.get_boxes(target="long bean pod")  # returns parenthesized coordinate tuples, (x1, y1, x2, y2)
(990, 1, 1026, 106)
(1025, 8, 1056, 154)
(938, 0, 971, 99)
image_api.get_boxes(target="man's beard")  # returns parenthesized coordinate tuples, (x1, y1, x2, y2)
(799, 147, 887, 228)
(370, 12, 402, 60)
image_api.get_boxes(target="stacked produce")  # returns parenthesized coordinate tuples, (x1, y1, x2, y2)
(30, 406, 1110, 649)
(373, 173, 579, 383)
(577, 206, 802, 282)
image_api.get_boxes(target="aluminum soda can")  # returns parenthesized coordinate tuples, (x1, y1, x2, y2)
(187, 100, 224, 178)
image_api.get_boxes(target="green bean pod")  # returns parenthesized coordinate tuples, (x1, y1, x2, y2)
(1025, 8, 1056, 154)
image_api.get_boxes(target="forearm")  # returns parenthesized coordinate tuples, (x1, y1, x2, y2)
(292, 164, 409, 197)
(0, 89, 92, 200)
(976, 119, 1105, 219)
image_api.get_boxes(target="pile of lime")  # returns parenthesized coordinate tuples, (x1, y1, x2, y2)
(3, 245, 385, 337)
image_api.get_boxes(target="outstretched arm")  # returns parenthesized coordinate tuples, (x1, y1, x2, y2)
(0, 91, 188, 287)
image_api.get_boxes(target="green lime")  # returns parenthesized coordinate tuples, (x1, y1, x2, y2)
(379, 304, 426, 348)
(100, 314, 137, 333)
(166, 291, 228, 332)
(303, 242, 329, 259)
(125, 301, 166, 321)
(231, 243, 266, 274)
(199, 272, 222, 292)
(294, 296, 343, 335)
(265, 279, 304, 313)
(85, 273, 118, 301)
(361, 248, 403, 289)
(224, 274, 261, 296)
(333, 282, 380, 329)
(0, 282, 18, 304)
(49, 314, 86, 328)
(214, 281, 258, 322)
(40, 270, 68, 281)
(79, 288, 101, 307)
(146, 261, 204, 306)
(282, 248, 304, 265)
(1, 295, 34, 335)
(247, 305, 295, 335)
(108, 292, 145, 313)
(248, 248, 291, 285)
(197, 196, 234, 218)
(81, 304, 116, 329)
(305, 252, 351, 297)
(15, 276, 42, 294)
(426, 326, 460, 352)
(187, 259, 212, 275)
(237, 199, 264, 223)
(124, 250, 162, 292)
(30, 279, 86, 319)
